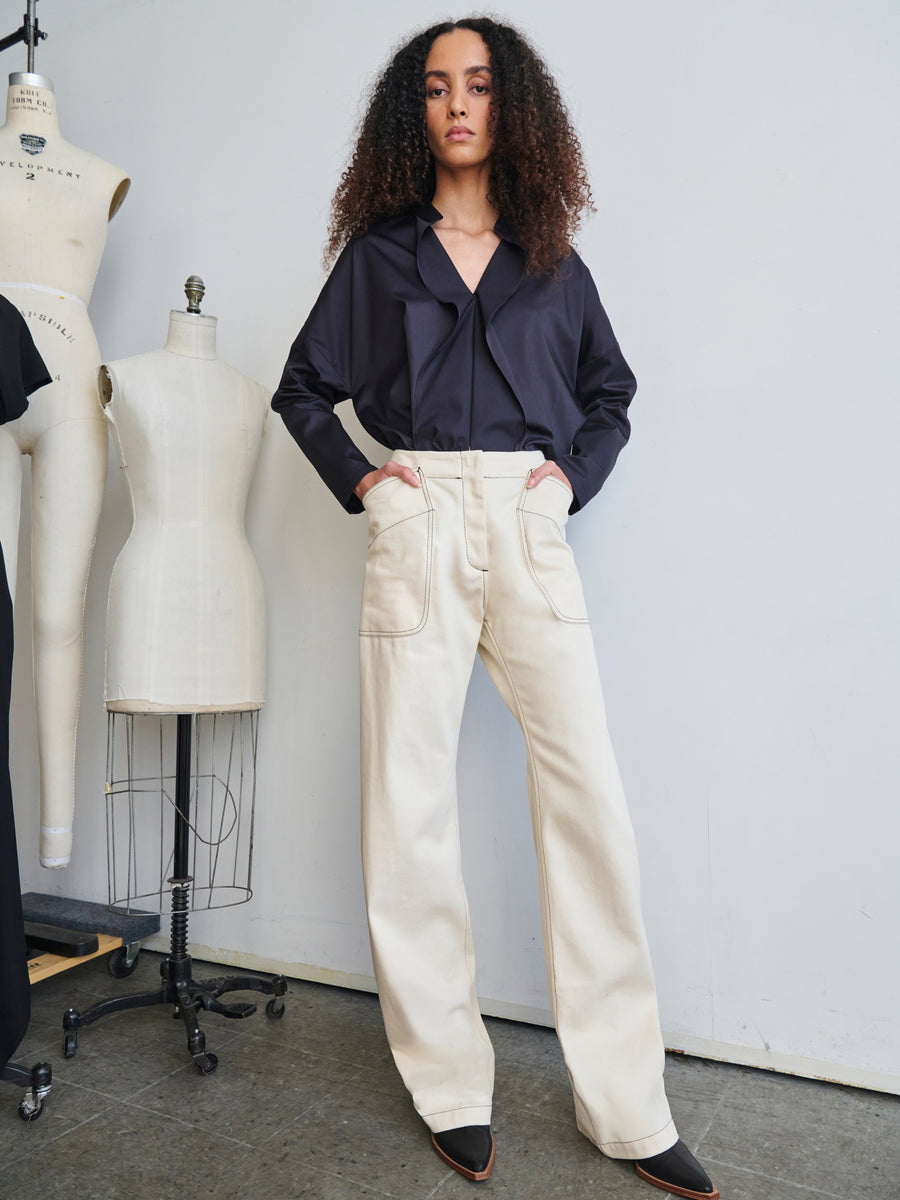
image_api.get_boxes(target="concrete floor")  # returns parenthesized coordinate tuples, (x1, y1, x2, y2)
(1, 950, 897, 1200)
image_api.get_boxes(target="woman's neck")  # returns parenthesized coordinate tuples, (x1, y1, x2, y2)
(165, 311, 217, 360)
(431, 164, 497, 234)
(5, 76, 60, 136)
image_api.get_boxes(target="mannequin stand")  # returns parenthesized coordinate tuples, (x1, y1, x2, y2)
(62, 715, 286, 1073)
(1, 1060, 51, 1122)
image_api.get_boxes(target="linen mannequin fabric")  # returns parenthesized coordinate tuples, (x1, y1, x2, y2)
(101, 311, 269, 713)
(359, 450, 675, 1158)
(0, 73, 130, 868)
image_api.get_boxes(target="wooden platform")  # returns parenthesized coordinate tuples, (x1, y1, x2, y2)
(27, 934, 123, 984)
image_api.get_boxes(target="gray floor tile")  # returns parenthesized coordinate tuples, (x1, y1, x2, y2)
(217, 1150, 398, 1200)
(492, 1056, 576, 1131)
(256, 977, 395, 1068)
(0, 1079, 112, 1172)
(0, 1102, 253, 1200)
(702, 1158, 847, 1200)
(484, 1015, 567, 1074)
(264, 1079, 450, 1198)
(130, 1033, 357, 1145)
(662, 1052, 735, 1145)
(347, 1055, 411, 1102)
(699, 1068, 900, 1200)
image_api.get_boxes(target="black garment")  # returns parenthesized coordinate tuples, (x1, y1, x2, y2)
(272, 204, 636, 514)
(0, 294, 52, 424)
(0, 539, 28, 1069)
(0, 296, 50, 1068)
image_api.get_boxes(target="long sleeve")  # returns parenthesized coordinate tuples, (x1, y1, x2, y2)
(271, 243, 376, 513)
(554, 271, 636, 513)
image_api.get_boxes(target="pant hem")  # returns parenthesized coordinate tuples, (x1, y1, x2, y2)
(423, 1105, 493, 1134)
(585, 1118, 678, 1161)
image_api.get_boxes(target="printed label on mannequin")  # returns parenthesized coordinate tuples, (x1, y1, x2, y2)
(16, 309, 77, 344)
(0, 161, 81, 179)
(19, 134, 46, 156)
(8, 89, 54, 115)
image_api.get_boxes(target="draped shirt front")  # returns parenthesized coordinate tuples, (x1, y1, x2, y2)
(272, 204, 636, 514)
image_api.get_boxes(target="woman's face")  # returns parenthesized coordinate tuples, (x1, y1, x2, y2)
(424, 28, 493, 171)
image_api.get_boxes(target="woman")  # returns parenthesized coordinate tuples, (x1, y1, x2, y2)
(273, 18, 718, 1199)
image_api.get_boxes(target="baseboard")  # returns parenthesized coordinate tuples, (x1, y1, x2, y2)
(151, 937, 900, 1098)
(661, 1032, 900, 1096)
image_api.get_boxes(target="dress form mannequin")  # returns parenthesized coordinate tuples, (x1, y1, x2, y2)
(59, 288, 275, 1073)
(100, 281, 269, 713)
(0, 72, 129, 867)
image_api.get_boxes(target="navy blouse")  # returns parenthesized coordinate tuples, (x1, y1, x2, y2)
(272, 204, 636, 514)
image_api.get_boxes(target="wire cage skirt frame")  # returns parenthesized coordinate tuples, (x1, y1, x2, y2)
(106, 710, 259, 914)
(63, 711, 287, 1074)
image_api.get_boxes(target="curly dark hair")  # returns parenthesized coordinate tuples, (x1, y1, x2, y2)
(325, 16, 593, 276)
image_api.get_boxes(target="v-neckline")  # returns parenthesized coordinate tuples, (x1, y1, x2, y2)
(431, 228, 502, 297)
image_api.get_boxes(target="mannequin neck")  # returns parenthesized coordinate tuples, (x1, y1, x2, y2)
(165, 310, 218, 359)
(5, 74, 60, 135)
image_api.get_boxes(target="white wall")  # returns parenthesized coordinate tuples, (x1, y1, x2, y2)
(7, 0, 899, 1091)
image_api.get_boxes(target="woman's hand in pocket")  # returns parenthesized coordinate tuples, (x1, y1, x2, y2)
(526, 460, 573, 492)
(355, 461, 421, 500)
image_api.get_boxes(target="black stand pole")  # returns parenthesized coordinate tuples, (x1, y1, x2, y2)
(0, 4, 47, 63)
(62, 714, 286, 1074)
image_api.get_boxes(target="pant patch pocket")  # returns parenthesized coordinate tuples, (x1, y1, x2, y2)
(360, 475, 434, 636)
(517, 476, 590, 623)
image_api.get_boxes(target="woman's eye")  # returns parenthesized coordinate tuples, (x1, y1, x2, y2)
(426, 86, 447, 98)
(470, 83, 490, 95)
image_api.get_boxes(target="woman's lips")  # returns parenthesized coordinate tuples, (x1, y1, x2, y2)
(446, 126, 474, 141)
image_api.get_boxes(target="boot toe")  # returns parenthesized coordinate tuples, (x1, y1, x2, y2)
(432, 1125, 496, 1181)
(634, 1139, 719, 1199)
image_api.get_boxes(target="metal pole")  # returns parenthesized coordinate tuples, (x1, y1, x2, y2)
(174, 714, 192, 879)
(26, 1, 36, 72)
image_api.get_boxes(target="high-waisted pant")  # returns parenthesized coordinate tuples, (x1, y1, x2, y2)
(358, 450, 676, 1159)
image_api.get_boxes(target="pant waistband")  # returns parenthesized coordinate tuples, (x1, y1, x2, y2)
(392, 449, 545, 479)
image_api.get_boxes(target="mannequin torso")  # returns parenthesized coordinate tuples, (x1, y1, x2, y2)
(0, 78, 129, 301)
(101, 311, 270, 713)
(0, 76, 128, 456)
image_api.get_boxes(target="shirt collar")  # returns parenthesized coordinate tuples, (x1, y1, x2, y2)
(413, 204, 527, 317)
(413, 203, 524, 249)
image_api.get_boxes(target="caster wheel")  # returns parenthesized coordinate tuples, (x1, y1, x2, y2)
(63, 1032, 78, 1059)
(195, 1052, 218, 1075)
(107, 946, 140, 978)
(265, 997, 285, 1019)
(18, 1098, 43, 1122)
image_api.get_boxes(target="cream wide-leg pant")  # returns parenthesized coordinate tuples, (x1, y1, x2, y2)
(358, 450, 676, 1160)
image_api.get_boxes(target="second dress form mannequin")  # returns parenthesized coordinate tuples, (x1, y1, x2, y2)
(100, 301, 269, 713)
(0, 72, 130, 867)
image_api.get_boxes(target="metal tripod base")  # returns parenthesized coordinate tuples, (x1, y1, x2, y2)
(62, 953, 287, 1073)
